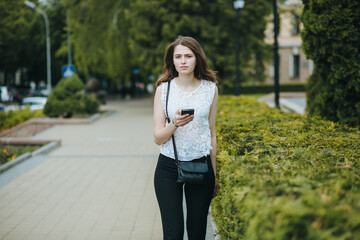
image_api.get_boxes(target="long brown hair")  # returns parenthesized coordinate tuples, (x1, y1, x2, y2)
(156, 36, 218, 87)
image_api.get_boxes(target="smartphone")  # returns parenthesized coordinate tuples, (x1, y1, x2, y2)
(181, 109, 195, 115)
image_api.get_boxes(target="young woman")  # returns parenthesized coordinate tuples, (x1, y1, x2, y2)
(153, 36, 219, 240)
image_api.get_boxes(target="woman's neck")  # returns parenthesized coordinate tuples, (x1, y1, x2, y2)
(175, 74, 200, 91)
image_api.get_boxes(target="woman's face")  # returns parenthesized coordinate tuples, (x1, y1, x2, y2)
(173, 44, 196, 76)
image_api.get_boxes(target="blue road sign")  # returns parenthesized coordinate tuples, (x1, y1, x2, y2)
(62, 65, 76, 78)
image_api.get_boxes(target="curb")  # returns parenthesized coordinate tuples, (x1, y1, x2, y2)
(32, 141, 60, 156)
(89, 113, 101, 123)
(279, 98, 305, 114)
(0, 140, 61, 174)
(258, 92, 306, 115)
(209, 206, 220, 240)
(0, 138, 60, 145)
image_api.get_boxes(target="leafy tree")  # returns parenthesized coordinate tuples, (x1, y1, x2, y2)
(60, 0, 132, 88)
(0, 0, 33, 72)
(0, 0, 67, 87)
(301, 0, 360, 126)
(129, 0, 272, 92)
(58, 0, 272, 91)
(2, 0, 274, 92)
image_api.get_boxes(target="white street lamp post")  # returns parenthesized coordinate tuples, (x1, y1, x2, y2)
(233, 0, 245, 96)
(24, 1, 52, 92)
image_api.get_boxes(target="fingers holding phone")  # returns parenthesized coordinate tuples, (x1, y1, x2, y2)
(181, 109, 194, 115)
(174, 109, 195, 127)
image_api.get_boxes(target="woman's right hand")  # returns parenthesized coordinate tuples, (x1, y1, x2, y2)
(173, 109, 194, 127)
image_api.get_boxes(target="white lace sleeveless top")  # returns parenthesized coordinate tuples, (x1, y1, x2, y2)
(160, 79, 216, 161)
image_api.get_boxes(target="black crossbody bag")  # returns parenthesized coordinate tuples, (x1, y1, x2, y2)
(165, 80, 208, 184)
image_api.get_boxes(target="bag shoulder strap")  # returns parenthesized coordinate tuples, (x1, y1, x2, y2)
(165, 80, 179, 162)
(165, 81, 171, 123)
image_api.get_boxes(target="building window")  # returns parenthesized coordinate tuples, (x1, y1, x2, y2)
(291, 13, 300, 36)
(289, 54, 300, 79)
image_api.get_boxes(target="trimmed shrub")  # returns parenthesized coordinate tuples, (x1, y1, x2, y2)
(221, 83, 305, 95)
(43, 74, 99, 117)
(212, 96, 360, 239)
(301, 0, 360, 126)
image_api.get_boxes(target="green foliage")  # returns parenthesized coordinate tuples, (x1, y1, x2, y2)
(0, 145, 41, 165)
(2, 0, 274, 90)
(212, 96, 360, 239)
(301, 0, 360, 126)
(57, 0, 272, 88)
(0, 0, 33, 70)
(222, 83, 305, 94)
(0, 108, 43, 132)
(60, 0, 132, 85)
(43, 74, 99, 117)
(0, 0, 67, 84)
(129, 0, 272, 87)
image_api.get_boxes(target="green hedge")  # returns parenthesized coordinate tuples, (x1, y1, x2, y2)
(0, 108, 43, 132)
(221, 83, 305, 95)
(212, 96, 360, 239)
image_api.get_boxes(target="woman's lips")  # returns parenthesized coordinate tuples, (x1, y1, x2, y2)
(180, 66, 188, 69)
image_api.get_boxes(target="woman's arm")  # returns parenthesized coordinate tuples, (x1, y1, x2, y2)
(153, 86, 177, 145)
(153, 85, 194, 145)
(209, 86, 218, 177)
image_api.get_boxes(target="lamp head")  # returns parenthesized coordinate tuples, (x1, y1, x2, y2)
(24, 1, 36, 9)
(233, 0, 245, 9)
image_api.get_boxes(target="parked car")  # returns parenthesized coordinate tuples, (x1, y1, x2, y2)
(10, 86, 31, 103)
(21, 97, 47, 111)
(0, 86, 13, 102)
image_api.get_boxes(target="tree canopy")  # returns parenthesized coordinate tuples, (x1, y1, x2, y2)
(0, 0, 34, 71)
(63, 0, 273, 91)
(0, 0, 67, 86)
(1, 0, 274, 92)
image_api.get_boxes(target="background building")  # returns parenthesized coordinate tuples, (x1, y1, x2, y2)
(265, 0, 313, 84)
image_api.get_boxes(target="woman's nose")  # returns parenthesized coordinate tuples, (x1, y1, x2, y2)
(181, 56, 186, 63)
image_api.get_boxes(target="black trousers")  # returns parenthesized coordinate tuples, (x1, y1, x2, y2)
(154, 154, 215, 240)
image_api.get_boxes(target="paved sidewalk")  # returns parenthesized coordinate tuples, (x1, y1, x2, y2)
(0, 98, 215, 240)
(0, 98, 161, 240)
(258, 92, 306, 114)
